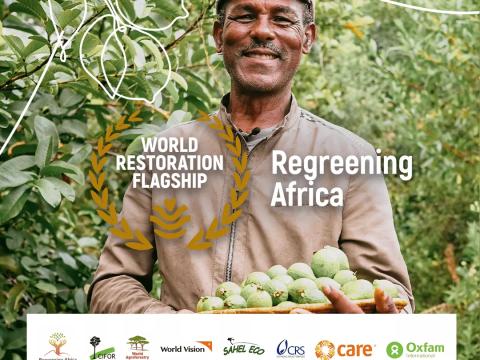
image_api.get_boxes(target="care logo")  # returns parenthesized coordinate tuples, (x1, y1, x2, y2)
(386, 341, 445, 358)
(276, 339, 305, 358)
(39, 332, 78, 360)
(89, 336, 116, 359)
(224, 337, 265, 356)
(126, 335, 149, 360)
(315, 340, 374, 359)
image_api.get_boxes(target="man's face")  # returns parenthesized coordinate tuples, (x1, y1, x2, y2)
(214, 0, 316, 94)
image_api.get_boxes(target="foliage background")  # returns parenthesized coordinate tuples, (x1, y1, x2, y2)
(0, 0, 478, 359)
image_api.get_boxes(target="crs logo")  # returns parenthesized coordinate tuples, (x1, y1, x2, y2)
(276, 339, 305, 358)
(315, 340, 374, 359)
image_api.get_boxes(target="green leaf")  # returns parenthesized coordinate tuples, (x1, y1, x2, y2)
(74, 288, 87, 313)
(77, 237, 99, 248)
(6, 283, 25, 313)
(59, 88, 84, 107)
(0, 170, 34, 191)
(26, 304, 47, 314)
(35, 281, 57, 294)
(3, 35, 25, 59)
(69, 144, 92, 165)
(0, 256, 20, 273)
(58, 8, 81, 28)
(44, 177, 75, 202)
(35, 178, 62, 207)
(0, 184, 32, 225)
(34, 116, 59, 168)
(58, 251, 78, 269)
(77, 254, 98, 269)
(22, 39, 47, 58)
(0, 155, 36, 171)
(118, 0, 136, 20)
(9, 0, 47, 20)
(41, 161, 84, 185)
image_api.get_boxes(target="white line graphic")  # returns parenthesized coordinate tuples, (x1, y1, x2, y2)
(379, 0, 480, 15)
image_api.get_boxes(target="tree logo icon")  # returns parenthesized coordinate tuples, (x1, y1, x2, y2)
(90, 336, 101, 359)
(128, 335, 149, 351)
(45, 332, 68, 356)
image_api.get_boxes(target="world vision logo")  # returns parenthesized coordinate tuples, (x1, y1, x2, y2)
(126, 335, 150, 360)
(197, 341, 213, 351)
(315, 340, 374, 359)
(89, 336, 116, 359)
(158, 340, 213, 353)
(39, 332, 78, 360)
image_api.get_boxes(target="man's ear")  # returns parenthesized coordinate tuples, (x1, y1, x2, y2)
(302, 23, 316, 54)
(213, 21, 224, 54)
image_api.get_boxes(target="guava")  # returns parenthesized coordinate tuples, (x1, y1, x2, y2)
(287, 278, 317, 303)
(273, 274, 294, 286)
(196, 296, 224, 312)
(263, 279, 288, 305)
(276, 301, 299, 308)
(244, 271, 270, 287)
(240, 283, 261, 300)
(287, 263, 316, 280)
(267, 264, 288, 279)
(341, 279, 374, 300)
(298, 288, 329, 304)
(215, 281, 241, 300)
(315, 277, 341, 291)
(333, 270, 357, 286)
(373, 279, 399, 298)
(246, 290, 273, 308)
(311, 245, 349, 278)
(224, 295, 247, 309)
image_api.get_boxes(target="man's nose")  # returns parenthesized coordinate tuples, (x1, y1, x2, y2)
(250, 15, 275, 42)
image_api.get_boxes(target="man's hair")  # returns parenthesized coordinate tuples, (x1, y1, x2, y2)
(216, 0, 314, 26)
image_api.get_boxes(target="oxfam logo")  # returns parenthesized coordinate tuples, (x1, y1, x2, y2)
(315, 341, 335, 360)
(386, 342, 403, 359)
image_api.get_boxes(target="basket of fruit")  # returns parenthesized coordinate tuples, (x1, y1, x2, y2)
(197, 246, 408, 314)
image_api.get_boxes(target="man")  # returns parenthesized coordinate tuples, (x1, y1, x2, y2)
(88, 0, 414, 314)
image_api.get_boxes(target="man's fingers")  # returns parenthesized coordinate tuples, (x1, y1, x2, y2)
(322, 286, 363, 314)
(289, 308, 311, 314)
(374, 288, 398, 313)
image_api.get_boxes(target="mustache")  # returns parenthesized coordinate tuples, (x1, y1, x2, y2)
(240, 41, 284, 59)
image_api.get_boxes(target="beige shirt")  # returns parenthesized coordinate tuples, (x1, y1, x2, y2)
(88, 94, 414, 313)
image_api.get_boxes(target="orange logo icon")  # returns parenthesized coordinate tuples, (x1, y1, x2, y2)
(315, 340, 335, 360)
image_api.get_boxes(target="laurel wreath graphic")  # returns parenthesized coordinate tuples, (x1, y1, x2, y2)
(89, 111, 250, 251)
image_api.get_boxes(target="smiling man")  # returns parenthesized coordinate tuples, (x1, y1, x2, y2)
(88, 0, 414, 314)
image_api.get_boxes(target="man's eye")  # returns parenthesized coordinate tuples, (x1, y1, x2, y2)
(274, 16, 294, 24)
(234, 14, 255, 22)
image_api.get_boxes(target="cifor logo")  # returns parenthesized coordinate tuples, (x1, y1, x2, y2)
(315, 340, 374, 359)
(277, 339, 305, 358)
(224, 338, 265, 356)
(90, 336, 116, 359)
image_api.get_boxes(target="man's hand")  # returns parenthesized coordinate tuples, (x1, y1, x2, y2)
(178, 309, 195, 314)
(289, 286, 398, 314)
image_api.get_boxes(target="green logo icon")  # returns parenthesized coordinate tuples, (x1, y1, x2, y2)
(387, 342, 403, 358)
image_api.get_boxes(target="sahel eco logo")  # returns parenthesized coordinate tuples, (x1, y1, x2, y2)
(159, 341, 213, 353)
(126, 335, 149, 360)
(276, 339, 305, 358)
(224, 338, 265, 356)
(386, 341, 445, 358)
(40, 332, 78, 360)
(90, 336, 116, 359)
(315, 340, 374, 359)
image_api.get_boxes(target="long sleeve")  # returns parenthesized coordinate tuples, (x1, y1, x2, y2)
(87, 179, 176, 313)
(339, 148, 415, 313)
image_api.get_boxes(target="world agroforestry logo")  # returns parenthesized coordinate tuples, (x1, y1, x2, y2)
(315, 340, 374, 359)
(126, 335, 149, 360)
(223, 338, 265, 356)
(39, 332, 77, 360)
(386, 341, 445, 358)
(89, 336, 116, 359)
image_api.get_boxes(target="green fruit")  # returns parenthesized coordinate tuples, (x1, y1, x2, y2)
(342, 279, 374, 300)
(224, 295, 247, 309)
(315, 277, 341, 291)
(196, 296, 224, 312)
(333, 270, 357, 286)
(311, 246, 349, 278)
(373, 279, 399, 298)
(287, 278, 317, 303)
(273, 274, 294, 286)
(287, 263, 316, 280)
(276, 301, 299, 308)
(267, 264, 287, 278)
(215, 281, 241, 300)
(244, 272, 270, 286)
(240, 283, 261, 300)
(298, 288, 328, 304)
(247, 290, 273, 308)
(263, 279, 288, 305)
